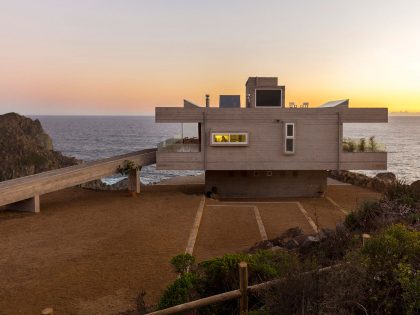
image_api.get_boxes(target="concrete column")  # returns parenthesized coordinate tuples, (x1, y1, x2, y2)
(6, 194, 40, 213)
(128, 168, 141, 194)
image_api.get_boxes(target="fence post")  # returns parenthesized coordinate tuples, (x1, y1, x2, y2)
(239, 261, 248, 315)
(362, 233, 370, 246)
(41, 307, 53, 315)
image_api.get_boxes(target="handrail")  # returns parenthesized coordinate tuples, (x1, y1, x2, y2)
(147, 262, 342, 315)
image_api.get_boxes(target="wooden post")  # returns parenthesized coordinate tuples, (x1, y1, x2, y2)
(239, 261, 248, 315)
(362, 233, 370, 246)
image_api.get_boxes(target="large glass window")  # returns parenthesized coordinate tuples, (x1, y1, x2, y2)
(256, 89, 282, 107)
(211, 132, 248, 145)
(284, 123, 295, 154)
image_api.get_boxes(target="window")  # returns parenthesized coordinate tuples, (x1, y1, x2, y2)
(211, 132, 248, 145)
(284, 123, 295, 154)
(255, 89, 282, 107)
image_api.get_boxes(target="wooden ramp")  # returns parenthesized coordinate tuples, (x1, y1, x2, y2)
(0, 148, 157, 213)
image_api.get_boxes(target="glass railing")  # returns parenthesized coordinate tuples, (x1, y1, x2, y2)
(342, 137, 386, 153)
(157, 137, 200, 153)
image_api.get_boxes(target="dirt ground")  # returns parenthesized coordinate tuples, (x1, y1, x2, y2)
(0, 180, 381, 314)
(0, 187, 202, 315)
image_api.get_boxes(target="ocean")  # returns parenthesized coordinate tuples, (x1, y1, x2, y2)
(33, 115, 420, 184)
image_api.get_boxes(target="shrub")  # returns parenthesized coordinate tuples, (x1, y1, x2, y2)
(260, 224, 420, 315)
(158, 250, 300, 314)
(342, 138, 356, 152)
(360, 224, 420, 314)
(170, 253, 195, 275)
(384, 179, 418, 206)
(117, 160, 141, 176)
(358, 137, 366, 152)
(344, 200, 382, 232)
(157, 272, 199, 310)
(369, 135, 378, 151)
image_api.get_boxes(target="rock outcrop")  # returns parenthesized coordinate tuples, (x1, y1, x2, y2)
(328, 170, 397, 193)
(0, 112, 78, 181)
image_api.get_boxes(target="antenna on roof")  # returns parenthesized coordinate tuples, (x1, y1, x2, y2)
(205, 94, 210, 108)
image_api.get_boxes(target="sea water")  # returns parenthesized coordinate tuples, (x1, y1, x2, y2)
(33, 115, 420, 184)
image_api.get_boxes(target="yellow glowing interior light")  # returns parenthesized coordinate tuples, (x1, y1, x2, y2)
(230, 134, 247, 142)
(213, 134, 230, 142)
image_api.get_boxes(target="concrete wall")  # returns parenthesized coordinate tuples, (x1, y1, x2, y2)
(156, 107, 388, 171)
(205, 170, 327, 198)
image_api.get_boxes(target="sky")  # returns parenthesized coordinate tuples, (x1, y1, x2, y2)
(1, 0, 420, 115)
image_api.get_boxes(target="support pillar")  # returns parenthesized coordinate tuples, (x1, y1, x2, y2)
(128, 168, 141, 194)
(5, 194, 40, 213)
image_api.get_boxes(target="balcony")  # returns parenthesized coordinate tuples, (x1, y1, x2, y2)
(157, 137, 200, 153)
(341, 137, 387, 170)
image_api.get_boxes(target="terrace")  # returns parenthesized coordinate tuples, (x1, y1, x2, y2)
(341, 136, 387, 170)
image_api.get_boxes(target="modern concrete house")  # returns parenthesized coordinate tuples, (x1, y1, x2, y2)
(155, 77, 388, 198)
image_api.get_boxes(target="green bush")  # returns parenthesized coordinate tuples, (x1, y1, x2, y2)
(369, 135, 378, 151)
(384, 179, 418, 206)
(170, 253, 195, 275)
(358, 137, 366, 152)
(342, 138, 356, 152)
(158, 250, 299, 314)
(345, 200, 382, 231)
(361, 224, 420, 314)
(157, 272, 199, 310)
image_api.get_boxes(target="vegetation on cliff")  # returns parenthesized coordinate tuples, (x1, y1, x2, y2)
(0, 112, 77, 181)
(134, 181, 420, 315)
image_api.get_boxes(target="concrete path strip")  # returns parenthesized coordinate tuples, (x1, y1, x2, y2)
(252, 206, 268, 241)
(185, 195, 206, 254)
(221, 201, 319, 233)
(325, 196, 349, 215)
(295, 202, 318, 233)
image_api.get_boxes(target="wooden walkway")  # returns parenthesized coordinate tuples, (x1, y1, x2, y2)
(0, 148, 157, 212)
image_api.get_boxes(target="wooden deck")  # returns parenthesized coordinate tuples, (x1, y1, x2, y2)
(0, 148, 157, 212)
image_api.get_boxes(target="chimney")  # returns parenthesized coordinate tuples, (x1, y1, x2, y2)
(205, 94, 210, 107)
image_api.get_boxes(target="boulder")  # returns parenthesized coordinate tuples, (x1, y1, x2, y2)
(249, 240, 273, 252)
(318, 228, 335, 241)
(284, 239, 300, 250)
(410, 180, 420, 199)
(372, 172, 397, 192)
(375, 172, 396, 183)
(300, 235, 320, 251)
(278, 227, 303, 240)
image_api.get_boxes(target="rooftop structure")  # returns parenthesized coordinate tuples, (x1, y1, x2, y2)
(155, 77, 388, 198)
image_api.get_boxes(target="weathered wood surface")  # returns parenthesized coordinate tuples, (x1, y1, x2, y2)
(0, 148, 156, 208)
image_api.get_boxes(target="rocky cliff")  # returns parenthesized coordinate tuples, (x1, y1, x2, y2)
(0, 112, 78, 181)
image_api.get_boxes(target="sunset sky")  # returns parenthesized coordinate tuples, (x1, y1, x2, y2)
(1, 0, 419, 115)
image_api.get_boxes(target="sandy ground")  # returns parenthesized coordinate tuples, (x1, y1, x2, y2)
(0, 187, 202, 315)
(0, 177, 381, 314)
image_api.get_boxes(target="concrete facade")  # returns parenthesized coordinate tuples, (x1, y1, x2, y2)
(205, 170, 327, 198)
(155, 77, 388, 198)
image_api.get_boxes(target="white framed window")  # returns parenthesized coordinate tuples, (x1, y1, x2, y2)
(284, 123, 295, 154)
(211, 132, 248, 146)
